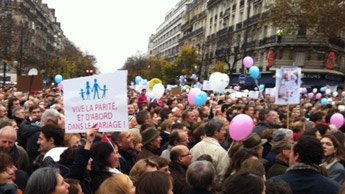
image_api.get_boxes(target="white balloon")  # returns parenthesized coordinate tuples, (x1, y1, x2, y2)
(219, 73, 230, 90)
(333, 91, 338, 97)
(338, 105, 345, 112)
(325, 89, 331, 95)
(312, 88, 318, 94)
(152, 83, 165, 99)
(209, 72, 223, 92)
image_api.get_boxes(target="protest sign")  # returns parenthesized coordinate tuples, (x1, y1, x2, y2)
(275, 67, 301, 105)
(248, 91, 259, 99)
(64, 71, 128, 133)
(202, 80, 212, 91)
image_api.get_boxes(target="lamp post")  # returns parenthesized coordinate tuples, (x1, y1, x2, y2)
(86, 69, 93, 76)
(2, 61, 6, 89)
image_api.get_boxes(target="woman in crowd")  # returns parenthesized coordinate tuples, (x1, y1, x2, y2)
(90, 141, 121, 193)
(129, 159, 158, 185)
(96, 174, 135, 194)
(222, 170, 265, 194)
(24, 167, 70, 194)
(223, 148, 258, 180)
(0, 152, 20, 194)
(135, 171, 173, 194)
(320, 133, 345, 184)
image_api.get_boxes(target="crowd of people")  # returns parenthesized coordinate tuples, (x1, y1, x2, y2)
(1, 85, 345, 194)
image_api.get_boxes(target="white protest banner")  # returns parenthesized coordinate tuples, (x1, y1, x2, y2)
(202, 80, 212, 91)
(64, 71, 128, 133)
(248, 91, 259, 99)
(275, 67, 301, 105)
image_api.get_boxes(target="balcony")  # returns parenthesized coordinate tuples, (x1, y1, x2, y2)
(179, 27, 205, 43)
(259, 36, 276, 46)
(329, 37, 345, 49)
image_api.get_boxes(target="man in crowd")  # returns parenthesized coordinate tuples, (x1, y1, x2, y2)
(0, 126, 30, 172)
(111, 131, 137, 175)
(271, 136, 340, 193)
(137, 127, 162, 160)
(253, 109, 280, 137)
(186, 160, 216, 194)
(0, 104, 8, 121)
(169, 145, 193, 194)
(161, 129, 189, 161)
(266, 141, 291, 178)
(33, 124, 65, 169)
(191, 118, 229, 184)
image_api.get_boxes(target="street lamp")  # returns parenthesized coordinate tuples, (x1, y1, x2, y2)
(86, 69, 93, 76)
(2, 61, 6, 89)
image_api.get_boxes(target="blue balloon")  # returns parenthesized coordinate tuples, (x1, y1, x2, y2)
(259, 84, 265, 92)
(320, 87, 326, 92)
(135, 76, 142, 85)
(194, 91, 208, 107)
(321, 98, 328, 106)
(54, 74, 63, 84)
(249, 66, 260, 80)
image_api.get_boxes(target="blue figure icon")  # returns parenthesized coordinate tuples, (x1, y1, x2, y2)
(80, 89, 85, 100)
(101, 85, 108, 98)
(92, 79, 101, 99)
(85, 81, 91, 100)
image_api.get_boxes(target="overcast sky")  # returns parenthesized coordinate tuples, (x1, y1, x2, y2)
(42, 0, 180, 74)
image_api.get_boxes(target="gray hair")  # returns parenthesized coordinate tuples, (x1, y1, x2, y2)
(41, 109, 60, 124)
(272, 128, 293, 142)
(186, 160, 216, 190)
(0, 126, 16, 139)
(204, 118, 225, 137)
(12, 107, 24, 118)
(24, 167, 60, 194)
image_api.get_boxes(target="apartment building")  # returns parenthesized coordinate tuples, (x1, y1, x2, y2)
(149, 0, 190, 61)
(150, 0, 345, 87)
(0, 0, 64, 83)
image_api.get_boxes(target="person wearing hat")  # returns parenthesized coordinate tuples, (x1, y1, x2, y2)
(243, 133, 267, 159)
(136, 127, 162, 161)
(265, 128, 294, 171)
(266, 141, 292, 178)
(271, 136, 340, 193)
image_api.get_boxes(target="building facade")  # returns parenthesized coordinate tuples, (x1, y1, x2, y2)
(149, 0, 345, 88)
(149, 0, 190, 61)
(0, 0, 65, 84)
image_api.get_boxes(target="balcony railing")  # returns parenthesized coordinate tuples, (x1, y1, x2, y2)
(179, 27, 204, 43)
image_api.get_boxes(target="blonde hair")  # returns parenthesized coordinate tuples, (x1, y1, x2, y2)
(63, 134, 81, 148)
(96, 174, 133, 194)
(129, 159, 158, 183)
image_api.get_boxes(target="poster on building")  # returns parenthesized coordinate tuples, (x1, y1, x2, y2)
(64, 71, 128, 133)
(275, 67, 301, 105)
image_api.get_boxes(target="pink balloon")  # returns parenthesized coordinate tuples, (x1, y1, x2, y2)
(229, 114, 254, 141)
(188, 88, 200, 106)
(243, 56, 254, 68)
(315, 93, 322, 99)
(330, 113, 345, 129)
(307, 93, 314, 99)
(300, 88, 307, 94)
(57, 83, 63, 90)
(342, 91, 345, 97)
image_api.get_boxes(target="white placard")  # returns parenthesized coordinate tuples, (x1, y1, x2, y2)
(202, 80, 212, 91)
(64, 71, 128, 133)
(275, 67, 301, 105)
(248, 91, 260, 99)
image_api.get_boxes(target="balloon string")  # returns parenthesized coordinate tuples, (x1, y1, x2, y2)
(227, 141, 235, 153)
(254, 80, 268, 108)
(103, 132, 117, 152)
